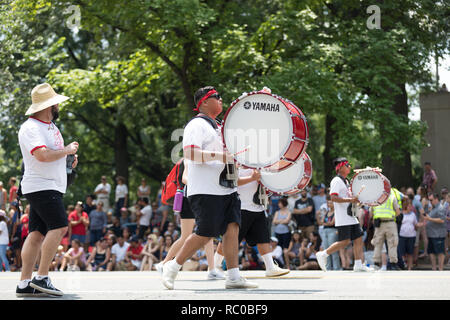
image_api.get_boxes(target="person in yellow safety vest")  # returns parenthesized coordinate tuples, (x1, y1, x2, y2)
(370, 190, 401, 270)
(392, 187, 404, 211)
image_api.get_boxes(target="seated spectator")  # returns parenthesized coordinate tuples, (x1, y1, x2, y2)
(283, 231, 303, 269)
(51, 245, 65, 271)
(192, 247, 209, 271)
(109, 216, 122, 238)
(60, 239, 86, 271)
(86, 237, 111, 271)
(83, 194, 96, 216)
(108, 236, 130, 271)
(269, 237, 285, 268)
(125, 236, 144, 271)
(297, 232, 321, 270)
(240, 244, 263, 271)
(164, 221, 180, 241)
(119, 207, 130, 226)
(140, 234, 160, 271)
(122, 227, 131, 243)
(159, 235, 173, 262)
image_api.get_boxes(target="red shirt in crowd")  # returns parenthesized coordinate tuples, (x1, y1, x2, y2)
(68, 210, 89, 235)
(127, 244, 143, 260)
(9, 185, 18, 203)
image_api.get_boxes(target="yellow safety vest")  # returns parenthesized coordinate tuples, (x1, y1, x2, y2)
(392, 188, 402, 210)
(373, 193, 396, 220)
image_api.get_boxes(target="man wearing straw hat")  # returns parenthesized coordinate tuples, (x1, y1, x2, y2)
(16, 83, 79, 297)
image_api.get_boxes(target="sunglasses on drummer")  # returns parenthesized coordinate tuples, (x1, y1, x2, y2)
(208, 93, 221, 100)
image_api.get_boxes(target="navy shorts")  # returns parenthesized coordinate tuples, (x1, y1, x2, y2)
(25, 190, 68, 236)
(337, 223, 363, 242)
(239, 210, 270, 246)
(399, 236, 415, 255)
(188, 192, 241, 238)
(427, 237, 445, 255)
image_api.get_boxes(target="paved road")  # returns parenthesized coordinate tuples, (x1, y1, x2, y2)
(1, 270, 449, 300)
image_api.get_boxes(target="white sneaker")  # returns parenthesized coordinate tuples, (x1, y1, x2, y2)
(162, 262, 179, 290)
(265, 265, 290, 277)
(316, 251, 328, 272)
(155, 262, 164, 275)
(353, 264, 374, 272)
(225, 277, 258, 289)
(208, 268, 226, 280)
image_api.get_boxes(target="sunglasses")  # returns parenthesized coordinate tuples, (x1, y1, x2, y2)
(209, 93, 221, 100)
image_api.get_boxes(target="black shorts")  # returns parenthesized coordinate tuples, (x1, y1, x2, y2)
(188, 192, 241, 238)
(25, 190, 68, 236)
(180, 196, 195, 219)
(337, 223, 363, 242)
(238, 210, 270, 246)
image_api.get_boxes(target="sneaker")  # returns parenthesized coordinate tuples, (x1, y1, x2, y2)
(29, 276, 64, 296)
(225, 277, 258, 289)
(162, 262, 179, 290)
(155, 262, 164, 275)
(353, 264, 374, 272)
(265, 265, 290, 277)
(316, 251, 328, 272)
(16, 284, 48, 298)
(208, 268, 226, 280)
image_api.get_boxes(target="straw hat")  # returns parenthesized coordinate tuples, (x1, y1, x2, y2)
(25, 83, 69, 116)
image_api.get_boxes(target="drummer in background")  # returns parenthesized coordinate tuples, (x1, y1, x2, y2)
(316, 157, 372, 272)
(214, 167, 290, 277)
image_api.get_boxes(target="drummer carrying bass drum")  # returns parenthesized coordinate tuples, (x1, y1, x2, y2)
(316, 157, 373, 272)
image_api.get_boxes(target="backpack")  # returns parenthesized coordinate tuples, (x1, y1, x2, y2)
(160, 114, 219, 205)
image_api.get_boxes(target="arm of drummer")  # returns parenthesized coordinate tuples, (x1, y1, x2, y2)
(237, 170, 261, 186)
(183, 146, 232, 164)
(330, 194, 359, 204)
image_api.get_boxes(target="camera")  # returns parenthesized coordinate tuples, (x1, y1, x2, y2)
(66, 154, 75, 174)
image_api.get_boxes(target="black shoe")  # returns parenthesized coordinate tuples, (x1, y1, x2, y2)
(16, 284, 48, 298)
(30, 276, 64, 296)
(389, 264, 401, 271)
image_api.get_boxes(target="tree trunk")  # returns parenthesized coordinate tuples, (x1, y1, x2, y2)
(381, 83, 413, 189)
(114, 122, 129, 184)
(324, 113, 337, 185)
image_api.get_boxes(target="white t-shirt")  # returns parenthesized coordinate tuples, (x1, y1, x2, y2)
(95, 183, 111, 200)
(238, 168, 265, 212)
(139, 205, 152, 227)
(287, 194, 301, 212)
(0, 221, 9, 245)
(18, 118, 67, 194)
(183, 117, 236, 197)
(111, 242, 130, 262)
(115, 184, 128, 202)
(329, 176, 359, 227)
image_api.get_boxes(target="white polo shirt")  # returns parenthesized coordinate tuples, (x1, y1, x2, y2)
(18, 117, 67, 194)
(238, 168, 265, 212)
(183, 117, 236, 197)
(329, 176, 359, 227)
(138, 205, 152, 227)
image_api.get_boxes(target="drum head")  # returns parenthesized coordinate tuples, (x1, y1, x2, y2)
(222, 92, 293, 169)
(351, 170, 390, 206)
(260, 153, 312, 195)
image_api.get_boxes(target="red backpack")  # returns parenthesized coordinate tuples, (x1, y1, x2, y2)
(161, 158, 185, 205)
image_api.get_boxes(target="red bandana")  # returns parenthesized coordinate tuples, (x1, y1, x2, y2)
(335, 161, 349, 173)
(193, 90, 218, 112)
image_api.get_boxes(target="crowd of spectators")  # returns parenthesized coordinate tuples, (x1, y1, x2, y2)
(0, 162, 449, 273)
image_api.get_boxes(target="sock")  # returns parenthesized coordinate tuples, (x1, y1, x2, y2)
(354, 260, 363, 268)
(169, 259, 182, 271)
(18, 279, 31, 289)
(262, 253, 275, 270)
(323, 250, 330, 258)
(227, 268, 240, 281)
(35, 275, 48, 280)
(214, 252, 224, 270)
